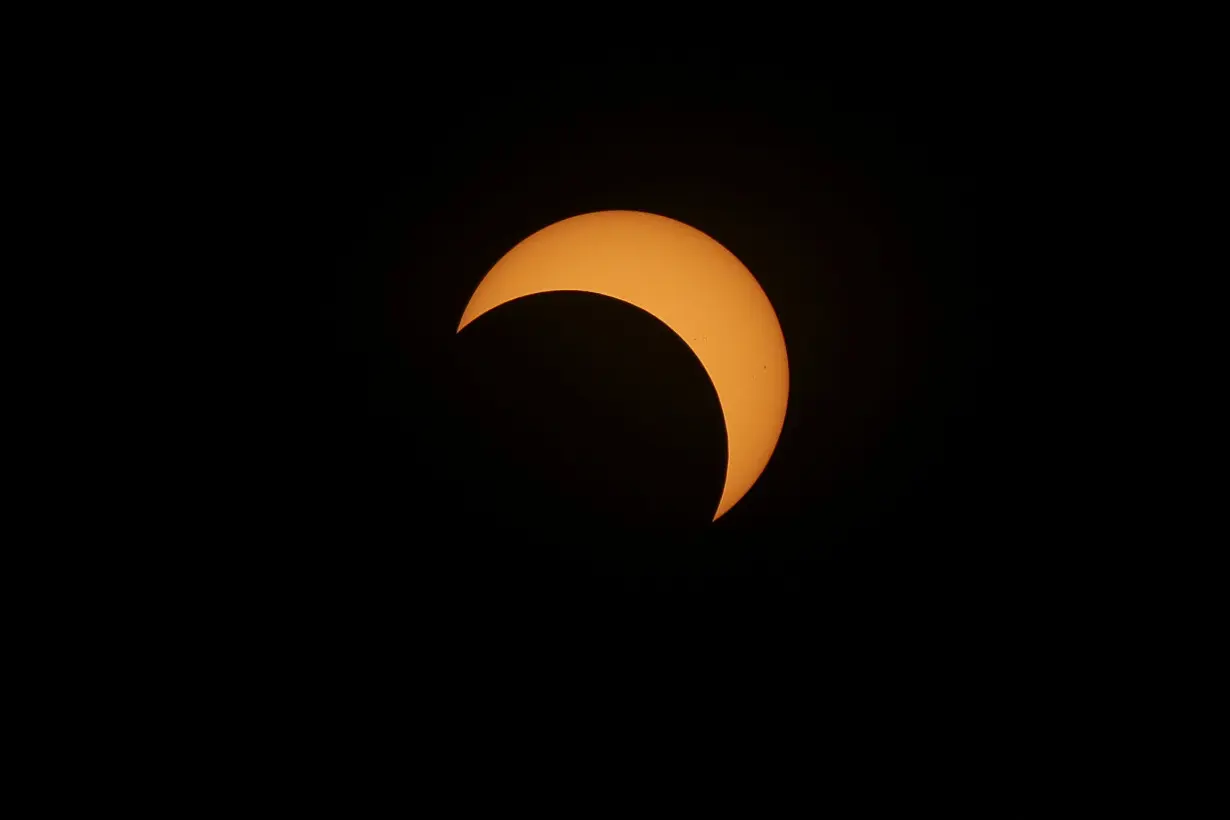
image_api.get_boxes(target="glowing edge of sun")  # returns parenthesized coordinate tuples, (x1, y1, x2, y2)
(456, 211, 789, 521)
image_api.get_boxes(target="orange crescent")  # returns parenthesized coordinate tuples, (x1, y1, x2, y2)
(458, 211, 789, 520)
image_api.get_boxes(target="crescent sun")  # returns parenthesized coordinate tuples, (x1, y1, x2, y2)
(457, 210, 790, 521)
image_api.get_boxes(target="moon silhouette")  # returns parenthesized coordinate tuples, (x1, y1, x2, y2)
(457, 211, 789, 521)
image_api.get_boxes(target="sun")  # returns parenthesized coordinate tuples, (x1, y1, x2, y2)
(458, 211, 789, 520)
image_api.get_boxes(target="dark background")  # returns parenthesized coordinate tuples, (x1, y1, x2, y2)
(211, 42, 1010, 654)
